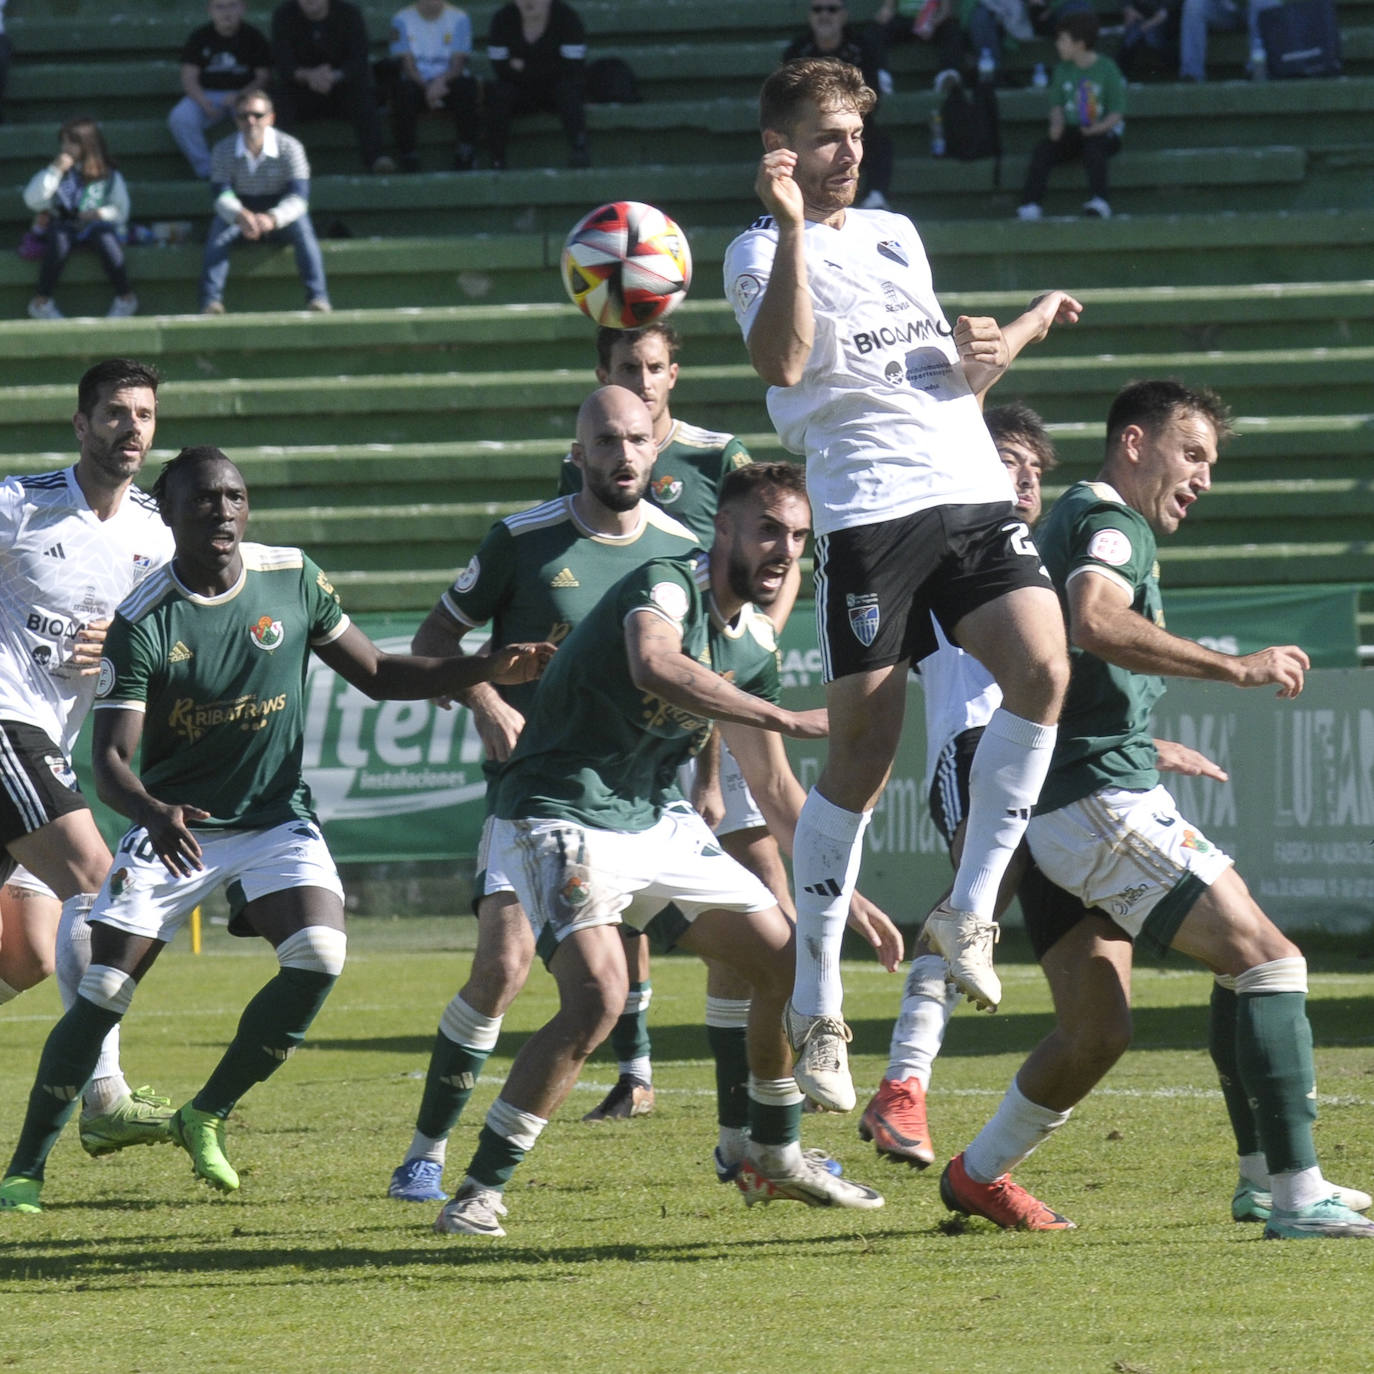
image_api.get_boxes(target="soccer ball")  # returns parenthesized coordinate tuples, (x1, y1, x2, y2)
(560, 201, 692, 329)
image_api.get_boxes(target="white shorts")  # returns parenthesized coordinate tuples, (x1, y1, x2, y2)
(2, 865, 57, 901)
(1026, 784, 1233, 940)
(93, 818, 344, 944)
(676, 740, 766, 838)
(488, 802, 776, 948)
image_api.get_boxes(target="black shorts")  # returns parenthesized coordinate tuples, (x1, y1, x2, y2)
(1017, 858, 1101, 962)
(0, 719, 89, 851)
(927, 725, 983, 850)
(814, 503, 1052, 683)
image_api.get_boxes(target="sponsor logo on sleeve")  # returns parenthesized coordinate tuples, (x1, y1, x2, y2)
(96, 658, 116, 697)
(731, 274, 764, 313)
(454, 555, 480, 593)
(649, 580, 690, 623)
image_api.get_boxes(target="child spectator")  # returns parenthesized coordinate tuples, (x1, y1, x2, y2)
(169, 0, 272, 179)
(386, 0, 481, 171)
(23, 118, 137, 320)
(1016, 10, 1125, 221)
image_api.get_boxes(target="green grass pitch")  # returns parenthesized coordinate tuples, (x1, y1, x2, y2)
(3, 916, 1374, 1374)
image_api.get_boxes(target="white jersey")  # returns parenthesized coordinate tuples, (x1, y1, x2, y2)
(0, 467, 172, 754)
(389, 2, 472, 83)
(723, 208, 1013, 537)
(916, 618, 1002, 796)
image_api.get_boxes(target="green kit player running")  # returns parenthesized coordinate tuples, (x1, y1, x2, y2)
(0, 448, 553, 1213)
(940, 380, 1374, 1240)
(435, 462, 892, 1237)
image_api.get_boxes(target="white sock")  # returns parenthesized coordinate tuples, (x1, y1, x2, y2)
(58, 894, 131, 1112)
(408, 1131, 447, 1166)
(1270, 1165, 1328, 1212)
(886, 954, 958, 1086)
(620, 1055, 652, 1085)
(962, 1077, 1072, 1183)
(949, 709, 1056, 919)
(1238, 1151, 1269, 1188)
(717, 1125, 749, 1168)
(790, 789, 870, 1018)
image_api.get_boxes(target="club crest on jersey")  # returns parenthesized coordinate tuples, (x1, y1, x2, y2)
(876, 240, 908, 267)
(561, 873, 592, 908)
(652, 474, 684, 504)
(109, 867, 132, 898)
(44, 753, 76, 788)
(249, 615, 285, 651)
(847, 592, 880, 647)
(132, 553, 154, 574)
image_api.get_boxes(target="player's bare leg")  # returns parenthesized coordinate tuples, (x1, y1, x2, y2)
(583, 930, 655, 1121)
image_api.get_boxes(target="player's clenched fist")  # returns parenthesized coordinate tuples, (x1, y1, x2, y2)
(755, 149, 805, 226)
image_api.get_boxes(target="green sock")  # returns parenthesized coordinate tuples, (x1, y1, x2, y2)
(1208, 981, 1262, 1156)
(193, 967, 336, 1118)
(1236, 990, 1319, 1176)
(466, 1124, 526, 1191)
(608, 980, 652, 1068)
(707, 1025, 750, 1131)
(416, 1034, 492, 1140)
(7, 997, 120, 1181)
(748, 1096, 803, 1148)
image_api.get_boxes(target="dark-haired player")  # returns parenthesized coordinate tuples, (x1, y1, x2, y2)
(0, 358, 175, 1161)
(0, 447, 552, 1213)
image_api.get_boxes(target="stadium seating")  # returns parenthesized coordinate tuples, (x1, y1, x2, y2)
(3, 0, 1373, 650)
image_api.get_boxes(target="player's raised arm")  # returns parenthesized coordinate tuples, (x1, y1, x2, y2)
(745, 150, 814, 388)
(314, 622, 555, 700)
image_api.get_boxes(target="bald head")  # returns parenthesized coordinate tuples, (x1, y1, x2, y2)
(571, 385, 658, 515)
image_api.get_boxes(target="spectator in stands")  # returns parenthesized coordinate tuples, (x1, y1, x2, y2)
(271, 0, 395, 173)
(386, 0, 481, 171)
(784, 2, 894, 211)
(200, 90, 331, 315)
(23, 118, 138, 321)
(1016, 11, 1124, 222)
(873, 0, 967, 91)
(1118, 0, 1177, 81)
(169, 0, 272, 179)
(485, 0, 590, 170)
(1178, 0, 1276, 81)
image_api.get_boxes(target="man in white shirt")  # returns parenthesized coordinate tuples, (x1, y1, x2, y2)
(387, 0, 481, 171)
(723, 57, 1071, 1112)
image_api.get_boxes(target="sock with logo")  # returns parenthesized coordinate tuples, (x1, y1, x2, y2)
(790, 788, 870, 1018)
(949, 709, 1056, 920)
(412, 996, 503, 1156)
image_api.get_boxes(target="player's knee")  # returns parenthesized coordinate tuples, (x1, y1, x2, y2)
(0, 945, 52, 990)
(276, 925, 347, 977)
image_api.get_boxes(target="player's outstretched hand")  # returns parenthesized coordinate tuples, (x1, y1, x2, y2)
(1154, 737, 1229, 781)
(1024, 289, 1084, 341)
(486, 641, 557, 684)
(68, 618, 110, 674)
(1236, 644, 1309, 699)
(143, 803, 211, 878)
(755, 148, 806, 227)
(778, 706, 828, 740)
(847, 890, 904, 971)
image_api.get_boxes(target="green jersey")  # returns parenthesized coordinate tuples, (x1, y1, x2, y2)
(1033, 480, 1165, 813)
(94, 543, 348, 829)
(1051, 52, 1126, 132)
(492, 550, 781, 831)
(443, 494, 697, 719)
(558, 419, 753, 543)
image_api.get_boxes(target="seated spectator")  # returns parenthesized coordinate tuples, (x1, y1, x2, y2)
(1118, 0, 1176, 80)
(1178, 0, 1277, 80)
(201, 90, 330, 314)
(386, 0, 481, 171)
(271, 0, 394, 173)
(1016, 10, 1124, 221)
(23, 117, 137, 320)
(924, 0, 1036, 86)
(874, 0, 967, 89)
(784, 2, 894, 210)
(169, 0, 271, 178)
(485, 0, 590, 170)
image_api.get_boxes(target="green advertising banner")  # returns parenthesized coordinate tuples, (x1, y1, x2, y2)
(73, 597, 1373, 933)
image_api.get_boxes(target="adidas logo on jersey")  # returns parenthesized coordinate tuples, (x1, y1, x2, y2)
(44, 543, 66, 560)
(550, 568, 580, 588)
(168, 641, 194, 664)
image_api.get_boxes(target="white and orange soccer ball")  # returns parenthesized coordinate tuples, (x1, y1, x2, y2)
(560, 200, 692, 329)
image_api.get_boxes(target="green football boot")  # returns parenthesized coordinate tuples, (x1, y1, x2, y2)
(170, 1105, 240, 1192)
(79, 1085, 176, 1157)
(0, 1176, 43, 1214)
